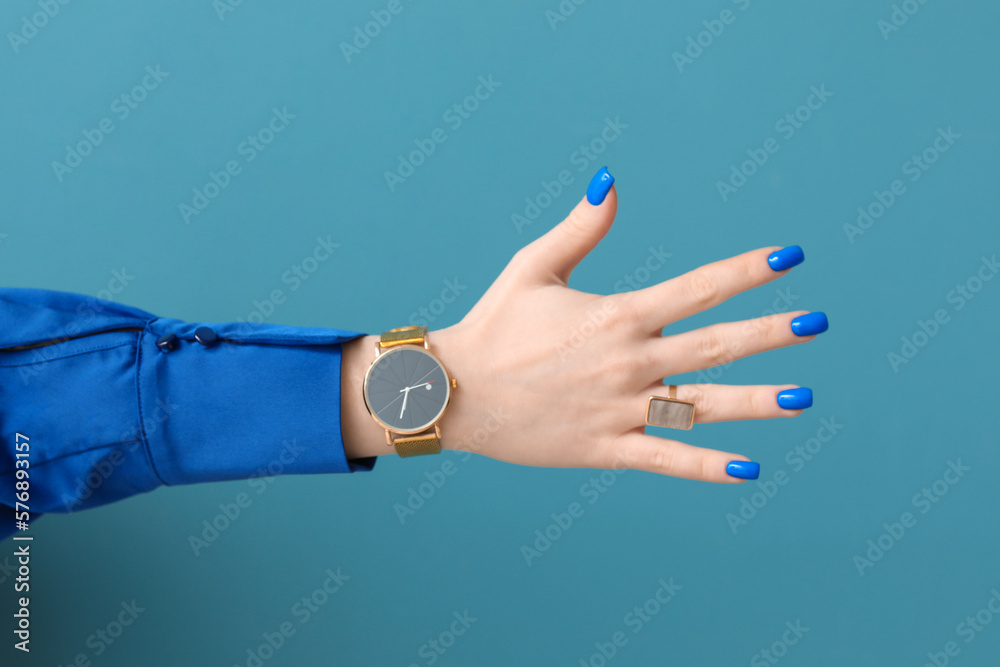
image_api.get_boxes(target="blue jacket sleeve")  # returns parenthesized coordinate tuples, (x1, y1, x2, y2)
(0, 288, 374, 542)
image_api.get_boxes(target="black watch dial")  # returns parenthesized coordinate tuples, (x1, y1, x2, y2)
(364, 346, 449, 432)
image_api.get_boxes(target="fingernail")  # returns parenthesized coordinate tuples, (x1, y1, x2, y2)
(777, 387, 813, 410)
(790, 312, 829, 337)
(768, 245, 804, 271)
(586, 166, 614, 205)
(727, 461, 760, 480)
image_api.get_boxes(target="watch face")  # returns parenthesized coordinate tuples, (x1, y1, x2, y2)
(364, 346, 450, 433)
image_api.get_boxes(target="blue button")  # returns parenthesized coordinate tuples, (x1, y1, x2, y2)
(194, 327, 219, 347)
(155, 332, 178, 352)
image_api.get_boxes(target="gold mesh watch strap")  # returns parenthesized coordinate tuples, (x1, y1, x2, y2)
(380, 326, 427, 348)
(392, 434, 442, 458)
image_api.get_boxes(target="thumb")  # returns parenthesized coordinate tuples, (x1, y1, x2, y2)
(521, 166, 618, 285)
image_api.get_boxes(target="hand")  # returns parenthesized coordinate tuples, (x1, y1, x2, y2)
(341, 167, 828, 483)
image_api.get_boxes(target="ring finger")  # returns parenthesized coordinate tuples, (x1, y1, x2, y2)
(642, 383, 812, 424)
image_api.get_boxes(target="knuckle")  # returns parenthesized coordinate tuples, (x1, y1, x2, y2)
(510, 244, 541, 267)
(649, 444, 674, 474)
(639, 343, 663, 373)
(740, 317, 765, 343)
(508, 245, 534, 271)
(602, 350, 642, 384)
(758, 314, 782, 343)
(736, 315, 777, 356)
(608, 293, 642, 332)
(688, 386, 712, 420)
(560, 209, 590, 241)
(686, 271, 719, 307)
(611, 434, 641, 470)
(698, 331, 729, 366)
(601, 432, 633, 471)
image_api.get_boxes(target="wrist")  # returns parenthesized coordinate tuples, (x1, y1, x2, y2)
(340, 334, 386, 460)
(427, 324, 480, 453)
(339, 326, 482, 460)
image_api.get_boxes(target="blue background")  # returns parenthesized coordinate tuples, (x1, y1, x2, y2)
(2, 1, 999, 665)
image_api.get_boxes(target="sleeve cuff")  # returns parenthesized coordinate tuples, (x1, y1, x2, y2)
(139, 320, 376, 485)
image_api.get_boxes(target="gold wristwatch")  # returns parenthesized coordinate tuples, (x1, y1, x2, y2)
(361, 326, 457, 457)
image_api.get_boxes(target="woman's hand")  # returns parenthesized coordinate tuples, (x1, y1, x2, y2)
(342, 167, 828, 483)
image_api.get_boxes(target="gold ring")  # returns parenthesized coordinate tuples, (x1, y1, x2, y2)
(645, 385, 696, 430)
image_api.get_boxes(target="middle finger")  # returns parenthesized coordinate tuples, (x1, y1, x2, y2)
(641, 310, 827, 381)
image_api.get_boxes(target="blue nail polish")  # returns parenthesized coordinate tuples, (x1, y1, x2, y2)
(727, 461, 760, 480)
(791, 312, 828, 337)
(768, 245, 804, 271)
(586, 166, 614, 205)
(777, 387, 813, 410)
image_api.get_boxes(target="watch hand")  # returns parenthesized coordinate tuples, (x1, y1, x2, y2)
(412, 367, 436, 386)
(399, 386, 411, 418)
(373, 393, 403, 419)
(410, 381, 436, 390)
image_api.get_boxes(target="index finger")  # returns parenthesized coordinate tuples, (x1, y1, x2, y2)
(626, 245, 804, 332)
